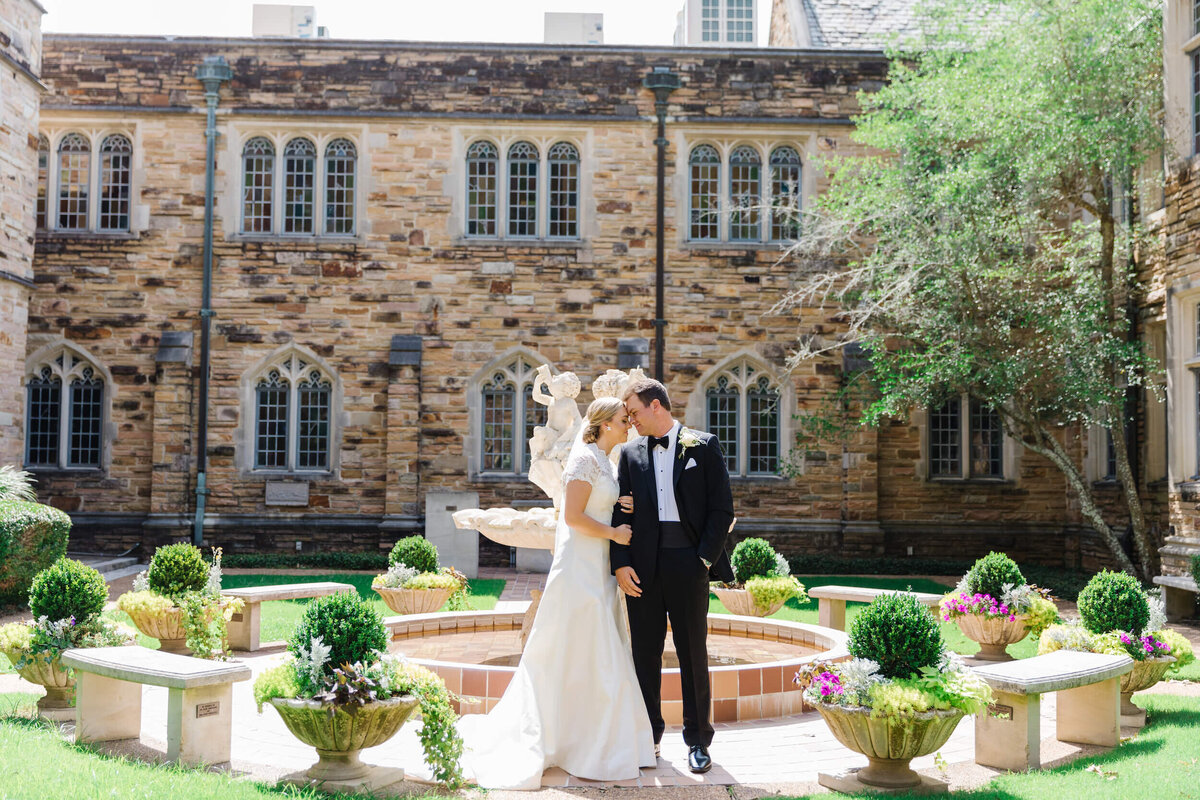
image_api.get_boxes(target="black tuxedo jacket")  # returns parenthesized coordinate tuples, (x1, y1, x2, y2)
(610, 428, 735, 584)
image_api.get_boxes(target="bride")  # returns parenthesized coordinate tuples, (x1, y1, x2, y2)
(453, 396, 656, 789)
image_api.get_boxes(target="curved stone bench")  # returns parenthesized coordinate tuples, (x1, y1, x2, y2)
(220, 581, 355, 651)
(971, 650, 1133, 772)
(1152, 575, 1198, 622)
(62, 646, 251, 766)
(807, 585, 944, 631)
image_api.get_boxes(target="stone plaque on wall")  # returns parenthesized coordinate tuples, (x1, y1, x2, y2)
(265, 481, 309, 506)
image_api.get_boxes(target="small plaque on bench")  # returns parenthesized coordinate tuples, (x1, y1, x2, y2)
(265, 482, 309, 506)
(230, 612, 244, 622)
(988, 703, 1013, 720)
(196, 701, 220, 718)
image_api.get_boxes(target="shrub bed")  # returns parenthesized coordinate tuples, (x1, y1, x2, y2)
(0, 501, 71, 607)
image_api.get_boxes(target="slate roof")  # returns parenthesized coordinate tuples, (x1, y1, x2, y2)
(799, 0, 923, 50)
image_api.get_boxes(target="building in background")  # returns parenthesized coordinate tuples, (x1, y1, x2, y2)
(544, 12, 603, 45)
(252, 4, 329, 38)
(674, 0, 755, 46)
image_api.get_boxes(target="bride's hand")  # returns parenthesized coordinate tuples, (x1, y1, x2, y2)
(610, 524, 633, 546)
(617, 495, 633, 513)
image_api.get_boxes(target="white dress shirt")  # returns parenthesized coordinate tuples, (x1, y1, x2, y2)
(651, 420, 682, 523)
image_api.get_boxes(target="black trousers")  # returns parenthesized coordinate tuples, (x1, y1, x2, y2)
(626, 546, 713, 748)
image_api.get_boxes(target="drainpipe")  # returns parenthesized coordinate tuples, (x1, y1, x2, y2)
(193, 56, 233, 546)
(643, 67, 680, 383)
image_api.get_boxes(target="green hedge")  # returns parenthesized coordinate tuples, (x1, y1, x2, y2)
(784, 554, 1096, 600)
(220, 551, 388, 570)
(0, 500, 71, 607)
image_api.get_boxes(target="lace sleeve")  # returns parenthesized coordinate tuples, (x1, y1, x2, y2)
(561, 448, 602, 487)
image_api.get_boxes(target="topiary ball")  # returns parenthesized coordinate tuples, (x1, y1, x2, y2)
(289, 591, 388, 673)
(848, 592, 944, 680)
(965, 551, 1025, 600)
(28, 557, 108, 624)
(1077, 569, 1150, 636)
(1191, 554, 1200, 588)
(147, 543, 209, 598)
(389, 536, 439, 574)
(731, 537, 778, 582)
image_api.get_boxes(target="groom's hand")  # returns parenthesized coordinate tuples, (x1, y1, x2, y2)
(616, 566, 642, 597)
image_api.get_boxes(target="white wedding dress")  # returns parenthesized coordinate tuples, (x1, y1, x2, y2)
(454, 441, 656, 789)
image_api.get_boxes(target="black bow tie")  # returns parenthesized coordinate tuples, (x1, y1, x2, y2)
(649, 435, 671, 450)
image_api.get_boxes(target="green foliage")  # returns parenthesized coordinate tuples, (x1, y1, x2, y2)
(0, 466, 36, 502)
(388, 536, 439, 574)
(1191, 554, 1200, 587)
(221, 551, 388, 570)
(252, 662, 300, 710)
(1155, 628, 1195, 673)
(0, 623, 32, 656)
(1023, 595, 1060, 637)
(404, 571, 463, 592)
(745, 575, 806, 612)
(1077, 569, 1150, 635)
(178, 593, 241, 660)
(848, 593, 944, 679)
(28, 558, 108, 624)
(965, 552, 1025, 600)
(288, 592, 388, 675)
(731, 537, 778, 582)
(147, 544, 209, 599)
(0, 500, 71, 607)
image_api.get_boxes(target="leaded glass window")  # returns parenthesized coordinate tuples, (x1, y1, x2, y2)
(25, 348, 105, 470)
(467, 141, 498, 238)
(1194, 52, 1200, 156)
(929, 398, 961, 478)
(968, 399, 1003, 478)
(769, 146, 801, 241)
(1104, 430, 1117, 480)
(701, 0, 720, 41)
(479, 356, 545, 474)
(56, 133, 90, 230)
(729, 145, 761, 241)
(242, 137, 275, 234)
(282, 138, 316, 234)
(507, 141, 539, 238)
(705, 361, 780, 476)
(547, 142, 579, 239)
(324, 138, 356, 235)
(706, 377, 739, 474)
(1194, 0, 1200, 36)
(689, 145, 721, 241)
(726, 0, 754, 42)
(252, 354, 333, 472)
(36, 135, 49, 230)
(98, 134, 132, 232)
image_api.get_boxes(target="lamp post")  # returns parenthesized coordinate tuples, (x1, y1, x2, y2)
(643, 66, 680, 383)
(193, 56, 233, 547)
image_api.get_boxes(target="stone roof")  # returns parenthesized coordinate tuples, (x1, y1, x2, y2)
(798, 0, 923, 51)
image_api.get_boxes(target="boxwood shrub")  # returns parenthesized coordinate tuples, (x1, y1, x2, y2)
(389, 536, 439, 574)
(848, 592, 944, 680)
(289, 591, 388, 673)
(730, 538, 778, 582)
(0, 500, 71, 607)
(965, 552, 1026, 600)
(147, 543, 209, 598)
(1191, 554, 1200, 588)
(28, 557, 108, 623)
(1077, 569, 1150, 635)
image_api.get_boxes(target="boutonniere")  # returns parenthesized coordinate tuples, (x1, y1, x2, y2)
(677, 428, 702, 458)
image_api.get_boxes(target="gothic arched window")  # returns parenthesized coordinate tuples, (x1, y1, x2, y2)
(57, 133, 91, 230)
(253, 354, 333, 471)
(704, 361, 780, 476)
(769, 146, 802, 241)
(547, 142, 580, 239)
(688, 144, 721, 241)
(36, 135, 49, 230)
(25, 346, 106, 469)
(480, 356, 548, 474)
(729, 145, 761, 241)
(507, 141, 539, 238)
(241, 137, 275, 233)
(98, 134, 132, 232)
(466, 140, 498, 238)
(282, 137, 316, 234)
(324, 138, 357, 235)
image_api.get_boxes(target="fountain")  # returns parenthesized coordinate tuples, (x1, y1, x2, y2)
(385, 363, 850, 723)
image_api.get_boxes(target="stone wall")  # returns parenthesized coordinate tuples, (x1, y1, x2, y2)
(0, 0, 43, 465)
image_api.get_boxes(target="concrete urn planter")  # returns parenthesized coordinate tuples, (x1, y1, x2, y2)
(0, 645, 74, 715)
(712, 586, 785, 618)
(1119, 655, 1175, 725)
(374, 586, 454, 616)
(816, 704, 965, 790)
(270, 695, 420, 781)
(123, 599, 232, 654)
(953, 613, 1029, 661)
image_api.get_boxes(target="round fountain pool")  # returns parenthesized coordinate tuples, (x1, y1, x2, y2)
(387, 610, 849, 723)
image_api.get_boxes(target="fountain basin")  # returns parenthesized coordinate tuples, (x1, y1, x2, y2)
(386, 610, 848, 723)
(452, 508, 557, 551)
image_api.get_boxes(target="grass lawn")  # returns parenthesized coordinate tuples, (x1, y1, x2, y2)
(779, 694, 1200, 800)
(98, 575, 506, 650)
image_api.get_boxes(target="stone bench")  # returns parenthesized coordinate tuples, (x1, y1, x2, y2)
(807, 585, 944, 631)
(61, 646, 251, 766)
(971, 650, 1133, 772)
(1152, 575, 1198, 622)
(220, 582, 355, 651)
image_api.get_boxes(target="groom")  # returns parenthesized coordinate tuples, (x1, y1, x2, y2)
(611, 377, 734, 774)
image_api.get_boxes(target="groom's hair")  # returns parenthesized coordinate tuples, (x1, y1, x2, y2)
(622, 377, 671, 411)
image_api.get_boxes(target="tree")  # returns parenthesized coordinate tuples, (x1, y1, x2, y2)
(777, 0, 1164, 578)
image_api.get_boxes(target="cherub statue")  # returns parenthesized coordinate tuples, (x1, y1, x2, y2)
(527, 365, 583, 505)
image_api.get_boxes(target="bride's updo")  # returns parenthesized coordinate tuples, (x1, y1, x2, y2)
(581, 397, 624, 444)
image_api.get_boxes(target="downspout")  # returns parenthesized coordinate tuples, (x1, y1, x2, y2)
(193, 56, 233, 546)
(643, 67, 680, 382)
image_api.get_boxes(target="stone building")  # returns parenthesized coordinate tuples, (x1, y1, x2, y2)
(0, 0, 1155, 570)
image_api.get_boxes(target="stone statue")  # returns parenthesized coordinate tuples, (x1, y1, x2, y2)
(527, 364, 583, 507)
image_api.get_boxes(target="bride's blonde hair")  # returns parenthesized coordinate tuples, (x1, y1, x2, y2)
(581, 397, 625, 444)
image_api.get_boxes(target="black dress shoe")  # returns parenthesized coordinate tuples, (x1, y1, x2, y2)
(688, 745, 712, 774)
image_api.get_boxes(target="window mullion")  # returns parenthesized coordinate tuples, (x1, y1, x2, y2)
(288, 382, 299, 471)
(721, 152, 730, 242)
(961, 394, 971, 479)
(514, 387, 524, 475)
(59, 381, 70, 468)
(739, 385, 748, 477)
